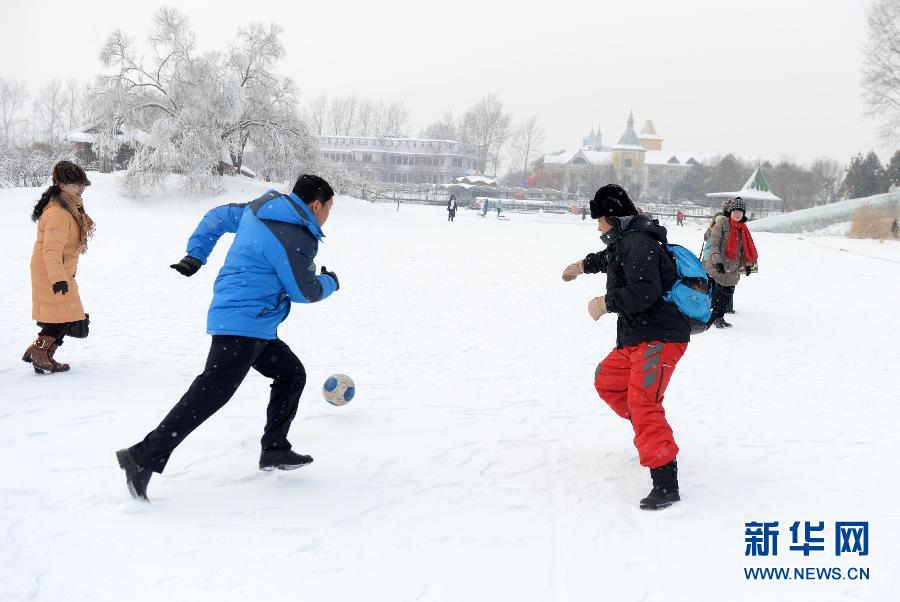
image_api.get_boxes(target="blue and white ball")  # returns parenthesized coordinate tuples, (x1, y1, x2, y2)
(323, 374, 355, 406)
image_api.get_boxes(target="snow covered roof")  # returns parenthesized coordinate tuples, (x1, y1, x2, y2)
(65, 124, 149, 146)
(66, 130, 95, 143)
(580, 151, 612, 165)
(544, 150, 612, 166)
(706, 167, 782, 202)
(644, 151, 708, 166)
(543, 150, 580, 165)
(316, 134, 465, 145)
(454, 175, 497, 186)
(449, 182, 487, 190)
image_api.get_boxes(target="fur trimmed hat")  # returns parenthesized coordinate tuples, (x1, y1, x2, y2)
(52, 161, 91, 187)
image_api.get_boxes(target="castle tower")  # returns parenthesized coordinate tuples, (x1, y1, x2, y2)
(611, 111, 646, 194)
(639, 120, 663, 151)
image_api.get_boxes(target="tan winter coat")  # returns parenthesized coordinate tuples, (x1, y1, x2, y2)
(30, 197, 87, 323)
(705, 215, 746, 287)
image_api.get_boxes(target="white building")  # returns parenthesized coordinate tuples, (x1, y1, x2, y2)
(316, 135, 482, 185)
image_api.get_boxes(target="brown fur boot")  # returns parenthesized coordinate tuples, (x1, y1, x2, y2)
(23, 335, 67, 374)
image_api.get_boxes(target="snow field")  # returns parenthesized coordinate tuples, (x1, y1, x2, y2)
(1, 174, 899, 601)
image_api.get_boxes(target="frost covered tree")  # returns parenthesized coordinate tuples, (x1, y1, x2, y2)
(99, 7, 314, 195)
(458, 95, 511, 175)
(64, 79, 90, 133)
(306, 95, 410, 138)
(767, 160, 819, 211)
(381, 101, 410, 137)
(809, 158, 843, 204)
(510, 115, 544, 187)
(0, 79, 28, 146)
(307, 95, 328, 135)
(33, 79, 68, 147)
(355, 98, 375, 137)
(0, 78, 77, 187)
(223, 21, 313, 181)
(420, 112, 458, 140)
(862, 0, 900, 145)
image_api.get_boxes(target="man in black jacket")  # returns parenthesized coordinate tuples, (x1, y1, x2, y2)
(562, 184, 690, 510)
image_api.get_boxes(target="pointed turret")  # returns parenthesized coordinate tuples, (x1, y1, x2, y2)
(616, 111, 642, 147)
(639, 119, 663, 151)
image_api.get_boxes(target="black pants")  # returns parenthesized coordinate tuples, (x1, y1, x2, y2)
(712, 283, 736, 317)
(129, 336, 306, 473)
(37, 322, 72, 345)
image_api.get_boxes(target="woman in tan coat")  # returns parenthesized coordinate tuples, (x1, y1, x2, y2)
(23, 161, 95, 373)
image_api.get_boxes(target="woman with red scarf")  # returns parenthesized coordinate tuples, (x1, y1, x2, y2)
(705, 197, 758, 328)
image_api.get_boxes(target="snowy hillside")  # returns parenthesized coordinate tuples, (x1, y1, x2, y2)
(1, 174, 899, 602)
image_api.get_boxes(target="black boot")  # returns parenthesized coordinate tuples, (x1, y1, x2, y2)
(714, 318, 726, 329)
(720, 318, 732, 328)
(640, 459, 680, 510)
(259, 449, 313, 471)
(116, 448, 153, 501)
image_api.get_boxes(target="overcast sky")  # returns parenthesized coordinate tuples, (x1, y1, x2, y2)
(1, 0, 882, 165)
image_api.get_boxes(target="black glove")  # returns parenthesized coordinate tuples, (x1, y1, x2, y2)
(715, 263, 726, 274)
(583, 251, 609, 274)
(52, 281, 68, 295)
(170, 256, 202, 277)
(320, 266, 339, 290)
(744, 265, 752, 276)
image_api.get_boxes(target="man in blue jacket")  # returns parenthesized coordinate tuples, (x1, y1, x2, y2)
(116, 175, 339, 501)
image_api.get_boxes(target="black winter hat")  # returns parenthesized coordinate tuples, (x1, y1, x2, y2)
(729, 197, 746, 213)
(590, 184, 638, 219)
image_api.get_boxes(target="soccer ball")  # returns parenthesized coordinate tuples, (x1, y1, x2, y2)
(323, 374, 355, 406)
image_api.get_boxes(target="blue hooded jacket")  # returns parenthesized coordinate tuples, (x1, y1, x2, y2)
(184, 190, 338, 339)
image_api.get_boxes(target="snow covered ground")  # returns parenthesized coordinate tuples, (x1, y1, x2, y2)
(1, 174, 899, 602)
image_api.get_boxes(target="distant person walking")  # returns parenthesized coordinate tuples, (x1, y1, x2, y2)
(582, 206, 588, 221)
(23, 161, 95, 374)
(447, 195, 458, 222)
(705, 197, 758, 328)
(676, 210, 685, 226)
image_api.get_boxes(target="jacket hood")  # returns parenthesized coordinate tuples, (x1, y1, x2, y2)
(602, 214, 668, 246)
(253, 191, 325, 240)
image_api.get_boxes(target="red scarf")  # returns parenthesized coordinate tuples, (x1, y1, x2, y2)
(725, 219, 758, 264)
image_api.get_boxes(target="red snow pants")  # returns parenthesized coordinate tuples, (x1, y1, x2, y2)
(594, 341, 688, 469)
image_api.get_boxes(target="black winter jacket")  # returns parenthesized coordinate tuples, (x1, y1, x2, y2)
(583, 215, 691, 348)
